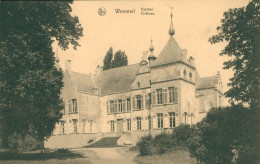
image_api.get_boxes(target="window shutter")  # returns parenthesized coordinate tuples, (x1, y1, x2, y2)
(141, 95, 144, 109)
(175, 112, 179, 126)
(106, 100, 109, 114)
(122, 99, 126, 112)
(133, 97, 135, 109)
(152, 91, 155, 104)
(163, 89, 167, 104)
(114, 100, 118, 113)
(69, 100, 72, 113)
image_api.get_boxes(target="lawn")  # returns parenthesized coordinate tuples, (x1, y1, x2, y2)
(133, 150, 197, 164)
(0, 149, 92, 164)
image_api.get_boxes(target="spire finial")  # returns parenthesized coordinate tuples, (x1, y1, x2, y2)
(149, 37, 154, 52)
(169, 7, 175, 36)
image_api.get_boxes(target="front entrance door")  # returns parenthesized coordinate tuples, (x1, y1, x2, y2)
(117, 119, 123, 136)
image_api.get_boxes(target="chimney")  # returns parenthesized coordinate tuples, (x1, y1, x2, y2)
(65, 60, 71, 73)
(94, 65, 103, 78)
(188, 56, 195, 66)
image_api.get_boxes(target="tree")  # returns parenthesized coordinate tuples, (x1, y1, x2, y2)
(0, 1, 83, 149)
(102, 48, 128, 70)
(209, 0, 260, 108)
(103, 47, 113, 70)
(188, 106, 260, 164)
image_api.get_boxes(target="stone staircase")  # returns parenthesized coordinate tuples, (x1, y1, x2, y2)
(84, 137, 121, 148)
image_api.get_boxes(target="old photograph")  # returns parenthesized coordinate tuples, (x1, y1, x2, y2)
(0, 0, 259, 163)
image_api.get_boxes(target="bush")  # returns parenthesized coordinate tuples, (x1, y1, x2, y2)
(137, 135, 156, 156)
(55, 148, 71, 154)
(172, 124, 196, 150)
(188, 105, 260, 164)
(88, 138, 94, 143)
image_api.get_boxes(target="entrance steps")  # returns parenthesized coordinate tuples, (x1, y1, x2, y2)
(83, 137, 121, 148)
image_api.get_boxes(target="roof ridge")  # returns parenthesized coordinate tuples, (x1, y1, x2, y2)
(102, 63, 139, 73)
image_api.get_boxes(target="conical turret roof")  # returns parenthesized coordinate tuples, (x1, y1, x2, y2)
(150, 37, 182, 66)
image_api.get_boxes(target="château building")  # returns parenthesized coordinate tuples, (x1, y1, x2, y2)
(50, 11, 224, 146)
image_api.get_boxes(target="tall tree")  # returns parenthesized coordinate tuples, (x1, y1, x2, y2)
(0, 1, 83, 149)
(102, 48, 128, 70)
(209, 0, 260, 108)
(111, 50, 128, 69)
(103, 47, 113, 70)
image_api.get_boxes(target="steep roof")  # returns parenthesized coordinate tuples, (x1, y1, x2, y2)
(196, 76, 216, 89)
(151, 37, 183, 66)
(95, 64, 140, 95)
(71, 71, 96, 94)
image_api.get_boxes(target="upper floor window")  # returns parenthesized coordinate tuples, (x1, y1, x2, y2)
(126, 98, 131, 111)
(69, 99, 78, 113)
(137, 82, 140, 88)
(145, 93, 151, 109)
(163, 89, 167, 104)
(136, 95, 144, 110)
(118, 99, 123, 112)
(156, 89, 162, 104)
(169, 87, 178, 103)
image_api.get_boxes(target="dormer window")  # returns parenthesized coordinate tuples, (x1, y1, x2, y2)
(183, 69, 187, 76)
(137, 82, 140, 88)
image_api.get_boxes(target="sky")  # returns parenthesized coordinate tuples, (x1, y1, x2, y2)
(55, 0, 249, 104)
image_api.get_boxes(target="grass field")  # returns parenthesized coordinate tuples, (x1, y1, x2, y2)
(133, 150, 197, 164)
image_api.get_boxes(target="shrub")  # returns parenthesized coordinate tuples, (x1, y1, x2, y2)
(152, 133, 173, 154)
(55, 148, 71, 154)
(137, 135, 156, 156)
(188, 105, 260, 164)
(88, 138, 94, 143)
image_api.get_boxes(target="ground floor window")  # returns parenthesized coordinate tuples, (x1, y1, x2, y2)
(127, 119, 131, 131)
(157, 113, 163, 128)
(110, 120, 115, 132)
(169, 112, 176, 128)
(60, 121, 65, 134)
(136, 117, 142, 130)
(72, 119, 78, 133)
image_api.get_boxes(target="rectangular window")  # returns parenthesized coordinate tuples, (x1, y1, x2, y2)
(110, 120, 115, 132)
(163, 89, 167, 104)
(169, 87, 178, 103)
(127, 119, 131, 131)
(152, 91, 155, 104)
(157, 89, 162, 104)
(157, 113, 163, 128)
(118, 99, 123, 112)
(82, 119, 86, 133)
(137, 117, 142, 130)
(169, 112, 176, 128)
(60, 121, 65, 134)
(110, 100, 114, 113)
(136, 95, 142, 110)
(72, 99, 77, 113)
(122, 99, 126, 112)
(126, 98, 131, 111)
(72, 119, 78, 133)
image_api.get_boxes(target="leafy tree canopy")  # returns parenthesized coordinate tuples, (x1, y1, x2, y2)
(0, 0, 83, 148)
(103, 47, 128, 70)
(209, 0, 260, 108)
